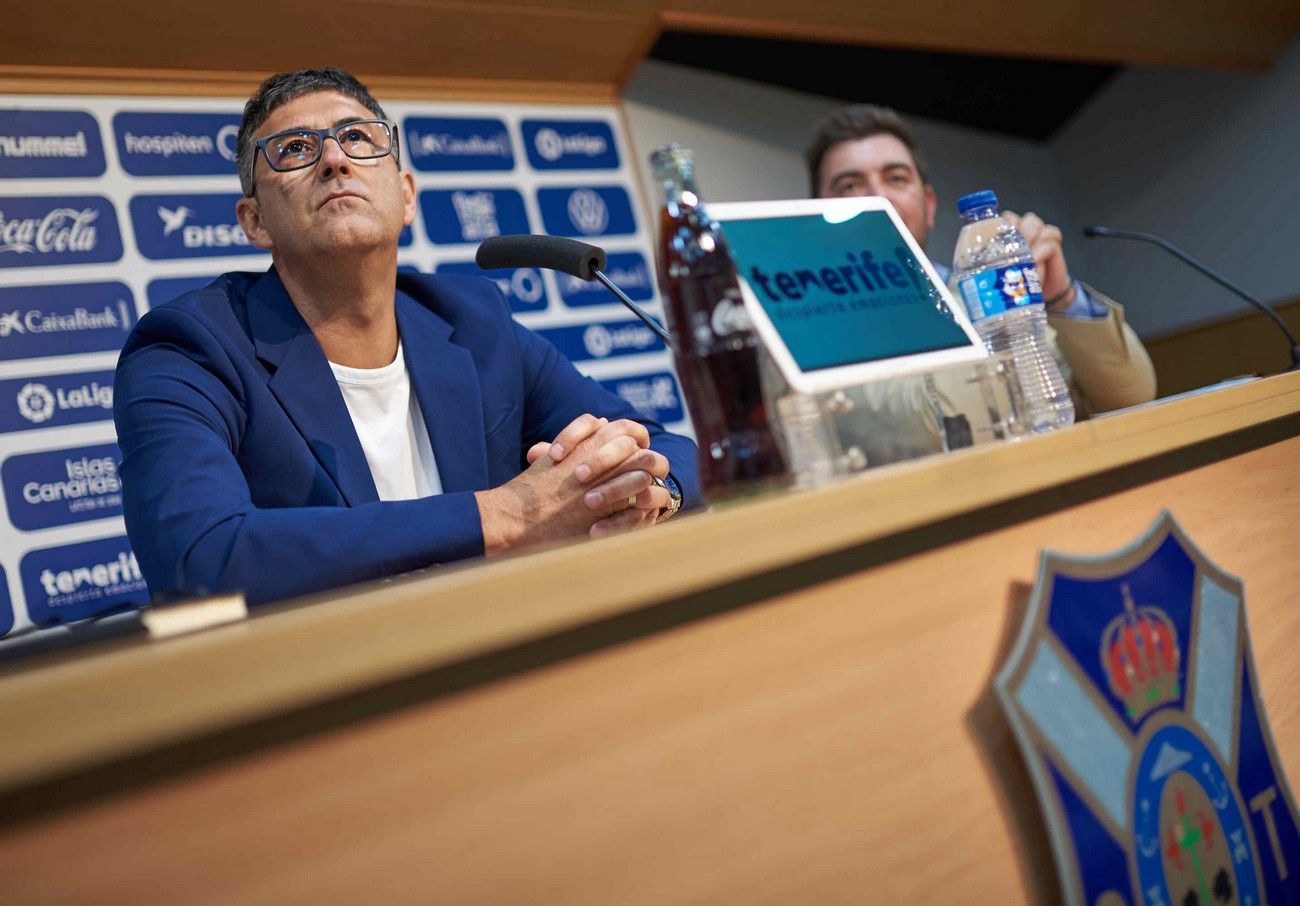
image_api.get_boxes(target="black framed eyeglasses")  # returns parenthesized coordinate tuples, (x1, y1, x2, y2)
(253, 119, 399, 174)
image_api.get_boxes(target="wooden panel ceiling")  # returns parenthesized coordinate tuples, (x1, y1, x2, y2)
(2, 0, 1298, 99)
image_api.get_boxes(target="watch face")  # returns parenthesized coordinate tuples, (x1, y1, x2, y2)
(663, 474, 682, 500)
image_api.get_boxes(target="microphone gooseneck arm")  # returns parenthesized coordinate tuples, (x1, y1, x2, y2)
(476, 234, 672, 345)
(1083, 225, 1300, 371)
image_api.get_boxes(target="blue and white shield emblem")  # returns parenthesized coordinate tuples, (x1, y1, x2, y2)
(996, 512, 1298, 905)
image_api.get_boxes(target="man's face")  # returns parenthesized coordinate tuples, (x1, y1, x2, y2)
(816, 134, 937, 248)
(235, 90, 415, 261)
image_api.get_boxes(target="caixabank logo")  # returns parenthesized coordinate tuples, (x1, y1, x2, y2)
(3, 442, 122, 531)
(0, 195, 122, 268)
(537, 317, 664, 363)
(536, 186, 635, 238)
(113, 111, 241, 177)
(436, 261, 548, 314)
(0, 369, 115, 434)
(405, 116, 514, 172)
(420, 188, 530, 245)
(20, 535, 149, 626)
(521, 119, 618, 170)
(997, 512, 1298, 906)
(0, 281, 136, 360)
(598, 371, 683, 424)
(556, 251, 653, 308)
(129, 193, 265, 260)
(0, 110, 105, 179)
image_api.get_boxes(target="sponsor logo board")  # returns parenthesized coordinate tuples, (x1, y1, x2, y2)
(436, 260, 548, 313)
(21, 535, 149, 625)
(522, 119, 618, 170)
(0, 110, 105, 179)
(145, 274, 222, 309)
(0, 369, 115, 433)
(598, 371, 683, 424)
(537, 318, 664, 363)
(0, 281, 135, 359)
(419, 188, 530, 245)
(0, 195, 122, 268)
(556, 251, 653, 307)
(3, 442, 123, 531)
(113, 111, 241, 177)
(0, 566, 11, 636)
(404, 116, 514, 172)
(536, 185, 635, 238)
(130, 193, 264, 260)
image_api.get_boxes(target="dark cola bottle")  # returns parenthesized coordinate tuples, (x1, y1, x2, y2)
(649, 144, 789, 501)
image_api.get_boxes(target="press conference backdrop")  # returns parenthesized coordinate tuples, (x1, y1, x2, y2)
(0, 96, 685, 638)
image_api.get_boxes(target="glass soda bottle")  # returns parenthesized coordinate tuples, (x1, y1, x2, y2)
(950, 189, 1075, 434)
(649, 144, 788, 500)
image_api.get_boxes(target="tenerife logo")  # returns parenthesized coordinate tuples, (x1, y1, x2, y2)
(3, 442, 123, 531)
(522, 120, 619, 170)
(537, 186, 635, 238)
(436, 261, 548, 314)
(996, 512, 1299, 906)
(0, 195, 122, 268)
(0, 369, 116, 434)
(538, 318, 664, 363)
(599, 372, 683, 424)
(0, 110, 105, 178)
(129, 193, 261, 260)
(404, 116, 514, 172)
(21, 535, 149, 626)
(557, 251, 653, 308)
(419, 188, 530, 246)
(113, 112, 242, 176)
(0, 282, 135, 360)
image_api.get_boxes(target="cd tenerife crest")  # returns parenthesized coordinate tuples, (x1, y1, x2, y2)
(996, 512, 1298, 905)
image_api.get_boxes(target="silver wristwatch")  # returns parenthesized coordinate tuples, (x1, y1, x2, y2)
(654, 474, 683, 521)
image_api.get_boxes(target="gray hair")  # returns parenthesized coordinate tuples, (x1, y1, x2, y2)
(236, 68, 392, 197)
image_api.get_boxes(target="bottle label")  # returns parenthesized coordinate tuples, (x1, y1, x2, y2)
(956, 262, 1043, 322)
(709, 288, 752, 338)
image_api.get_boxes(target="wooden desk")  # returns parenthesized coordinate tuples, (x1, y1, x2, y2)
(1, 373, 1297, 903)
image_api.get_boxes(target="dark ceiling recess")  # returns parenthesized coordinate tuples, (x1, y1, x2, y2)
(648, 31, 1120, 141)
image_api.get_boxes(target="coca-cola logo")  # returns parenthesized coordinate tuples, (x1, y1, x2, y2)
(0, 207, 99, 255)
(0, 196, 121, 267)
(710, 293, 752, 337)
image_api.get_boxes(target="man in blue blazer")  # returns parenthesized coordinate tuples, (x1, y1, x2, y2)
(114, 68, 699, 607)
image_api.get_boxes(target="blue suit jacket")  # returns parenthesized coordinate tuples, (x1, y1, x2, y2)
(113, 268, 699, 606)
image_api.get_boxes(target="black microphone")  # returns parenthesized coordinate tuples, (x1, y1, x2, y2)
(475, 235, 672, 344)
(1083, 225, 1300, 371)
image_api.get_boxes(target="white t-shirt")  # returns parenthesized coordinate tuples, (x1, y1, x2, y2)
(329, 342, 442, 501)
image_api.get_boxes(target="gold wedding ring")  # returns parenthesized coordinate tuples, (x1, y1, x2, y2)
(627, 495, 638, 509)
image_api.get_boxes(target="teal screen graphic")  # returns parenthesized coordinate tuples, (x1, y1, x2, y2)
(721, 211, 972, 372)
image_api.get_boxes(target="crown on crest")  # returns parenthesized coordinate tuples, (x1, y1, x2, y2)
(1099, 584, 1181, 721)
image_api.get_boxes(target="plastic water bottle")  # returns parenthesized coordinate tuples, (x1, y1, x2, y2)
(950, 190, 1074, 434)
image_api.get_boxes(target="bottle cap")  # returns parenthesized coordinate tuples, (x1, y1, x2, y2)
(956, 190, 998, 215)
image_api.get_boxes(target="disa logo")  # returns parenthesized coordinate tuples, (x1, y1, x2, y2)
(129, 193, 261, 260)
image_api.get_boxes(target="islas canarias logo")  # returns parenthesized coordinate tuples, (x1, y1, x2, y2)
(997, 512, 1298, 906)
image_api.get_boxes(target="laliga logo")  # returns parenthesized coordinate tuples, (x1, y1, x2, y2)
(567, 189, 608, 235)
(0, 310, 25, 337)
(583, 324, 613, 358)
(17, 383, 56, 423)
(216, 124, 239, 163)
(0, 207, 99, 255)
(534, 128, 607, 162)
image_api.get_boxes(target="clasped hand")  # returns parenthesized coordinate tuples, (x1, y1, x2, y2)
(475, 414, 673, 554)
